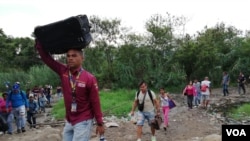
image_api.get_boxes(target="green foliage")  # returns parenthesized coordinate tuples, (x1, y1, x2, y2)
(228, 103, 250, 120)
(28, 65, 60, 87)
(51, 99, 65, 120)
(0, 35, 36, 71)
(100, 89, 135, 117)
(51, 89, 136, 119)
(0, 70, 31, 91)
(1, 14, 250, 91)
(0, 65, 59, 91)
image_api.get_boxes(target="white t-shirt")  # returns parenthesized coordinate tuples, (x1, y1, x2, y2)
(201, 80, 211, 95)
(159, 95, 169, 107)
(135, 90, 156, 112)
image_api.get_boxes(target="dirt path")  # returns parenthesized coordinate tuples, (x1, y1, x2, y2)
(98, 94, 222, 141)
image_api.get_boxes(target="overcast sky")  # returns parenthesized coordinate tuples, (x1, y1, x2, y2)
(0, 0, 249, 38)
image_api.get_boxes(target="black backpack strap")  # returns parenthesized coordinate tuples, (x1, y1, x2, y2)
(137, 90, 146, 103)
(137, 89, 154, 106)
(147, 89, 154, 106)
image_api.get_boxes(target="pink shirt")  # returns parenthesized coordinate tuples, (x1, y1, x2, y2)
(36, 41, 103, 125)
(183, 85, 196, 96)
(0, 98, 12, 113)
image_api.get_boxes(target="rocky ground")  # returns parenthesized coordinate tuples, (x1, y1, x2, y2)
(1, 87, 250, 141)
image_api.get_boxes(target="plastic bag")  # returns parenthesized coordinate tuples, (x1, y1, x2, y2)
(128, 113, 137, 124)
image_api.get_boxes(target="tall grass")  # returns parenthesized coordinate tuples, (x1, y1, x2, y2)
(0, 70, 30, 91)
(100, 89, 135, 117)
(228, 103, 250, 120)
(0, 65, 60, 91)
(51, 99, 65, 120)
(28, 65, 59, 87)
(51, 89, 136, 120)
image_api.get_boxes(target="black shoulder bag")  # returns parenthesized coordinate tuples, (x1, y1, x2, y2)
(137, 93, 146, 111)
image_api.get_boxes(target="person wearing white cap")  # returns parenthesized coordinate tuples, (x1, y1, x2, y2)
(27, 93, 38, 128)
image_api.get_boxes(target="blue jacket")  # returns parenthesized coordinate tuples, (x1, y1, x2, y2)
(6, 90, 28, 108)
(28, 100, 38, 113)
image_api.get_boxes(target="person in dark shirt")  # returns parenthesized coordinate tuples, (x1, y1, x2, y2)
(44, 85, 51, 105)
(56, 85, 62, 98)
(237, 72, 246, 94)
(221, 71, 230, 96)
(35, 41, 104, 141)
(32, 85, 40, 98)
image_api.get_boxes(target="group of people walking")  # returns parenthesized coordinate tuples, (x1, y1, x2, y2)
(0, 82, 53, 135)
(182, 77, 211, 110)
(0, 83, 28, 134)
(2, 37, 248, 141)
(130, 73, 247, 141)
(181, 71, 248, 111)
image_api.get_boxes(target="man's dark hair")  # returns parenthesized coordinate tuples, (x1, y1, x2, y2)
(138, 80, 147, 87)
(66, 48, 84, 57)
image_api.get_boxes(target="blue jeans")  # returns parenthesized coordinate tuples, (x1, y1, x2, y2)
(63, 119, 93, 141)
(193, 91, 201, 106)
(238, 83, 246, 94)
(7, 113, 14, 133)
(0, 112, 14, 133)
(57, 92, 62, 98)
(136, 110, 155, 126)
(223, 84, 229, 96)
(12, 105, 26, 130)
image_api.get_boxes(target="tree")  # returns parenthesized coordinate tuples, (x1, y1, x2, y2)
(86, 16, 123, 88)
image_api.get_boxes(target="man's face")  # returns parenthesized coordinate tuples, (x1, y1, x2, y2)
(140, 83, 147, 93)
(66, 49, 84, 69)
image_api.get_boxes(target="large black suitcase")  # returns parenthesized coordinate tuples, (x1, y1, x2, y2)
(34, 15, 92, 54)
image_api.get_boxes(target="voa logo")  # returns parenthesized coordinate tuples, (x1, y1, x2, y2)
(226, 129, 246, 136)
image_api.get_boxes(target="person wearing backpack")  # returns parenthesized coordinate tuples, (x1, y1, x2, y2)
(27, 93, 39, 128)
(200, 77, 211, 109)
(130, 80, 160, 141)
(6, 83, 28, 133)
